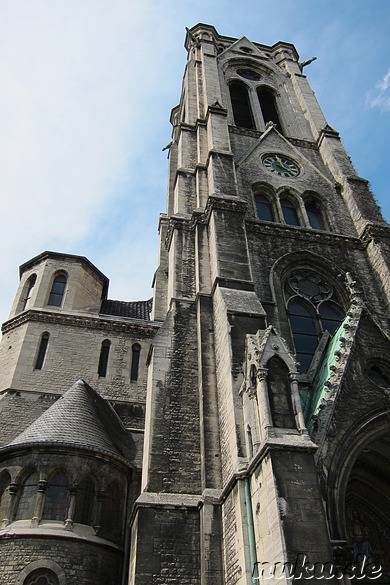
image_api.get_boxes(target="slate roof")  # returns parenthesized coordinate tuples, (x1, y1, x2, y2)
(100, 298, 153, 321)
(7, 380, 140, 466)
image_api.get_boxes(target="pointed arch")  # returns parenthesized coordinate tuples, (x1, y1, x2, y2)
(267, 356, 296, 428)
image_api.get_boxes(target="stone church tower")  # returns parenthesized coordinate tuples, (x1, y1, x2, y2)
(0, 23, 389, 585)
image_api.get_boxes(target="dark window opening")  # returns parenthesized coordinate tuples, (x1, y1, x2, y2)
(35, 333, 49, 370)
(255, 195, 274, 222)
(257, 89, 282, 133)
(42, 472, 69, 522)
(305, 200, 325, 230)
(74, 476, 95, 525)
(100, 482, 121, 541)
(48, 274, 67, 307)
(15, 472, 39, 520)
(229, 82, 255, 129)
(130, 344, 141, 382)
(280, 198, 300, 226)
(98, 340, 111, 377)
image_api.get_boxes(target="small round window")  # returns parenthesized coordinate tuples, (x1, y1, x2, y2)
(367, 364, 390, 389)
(24, 569, 59, 585)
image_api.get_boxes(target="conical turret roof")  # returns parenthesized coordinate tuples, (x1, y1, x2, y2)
(8, 380, 128, 462)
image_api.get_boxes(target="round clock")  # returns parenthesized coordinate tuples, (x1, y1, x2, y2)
(262, 154, 300, 177)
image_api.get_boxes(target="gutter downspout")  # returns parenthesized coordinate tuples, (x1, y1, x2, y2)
(244, 477, 258, 584)
(121, 478, 133, 585)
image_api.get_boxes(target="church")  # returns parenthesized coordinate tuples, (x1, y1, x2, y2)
(0, 23, 389, 585)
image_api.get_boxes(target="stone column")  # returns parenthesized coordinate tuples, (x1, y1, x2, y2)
(256, 368, 273, 438)
(31, 479, 47, 528)
(65, 484, 78, 530)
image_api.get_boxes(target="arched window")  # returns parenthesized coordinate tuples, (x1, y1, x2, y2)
(130, 343, 141, 382)
(229, 82, 255, 129)
(35, 333, 49, 370)
(100, 482, 120, 540)
(305, 200, 325, 230)
(285, 270, 344, 373)
(280, 196, 300, 226)
(47, 274, 67, 307)
(42, 472, 69, 522)
(255, 194, 274, 222)
(74, 476, 95, 525)
(21, 274, 37, 311)
(0, 472, 11, 523)
(267, 357, 296, 428)
(257, 88, 282, 133)
(98, 340, 111, 377)
(24, 569, 59, 585)
(15, 471, 39, 520)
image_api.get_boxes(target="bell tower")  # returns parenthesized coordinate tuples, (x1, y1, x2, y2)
(130, 23, 390, 585)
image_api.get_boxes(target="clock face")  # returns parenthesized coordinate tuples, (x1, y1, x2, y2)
(262, 154, 300, 177)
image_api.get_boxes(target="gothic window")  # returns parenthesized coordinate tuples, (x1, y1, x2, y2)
(47, 273, 67, 307)
(229, 82, 255, 129)
(0, 472, 11, 522)
(42, 472, 69, 522)
(257, 88, 282, 133)
(285, 270, 344, 373)
(130, 343, 141, 382)
(255, 194, 274, 222)
(15, 471, 39, 520)
(280, 196, 300, 226)
(305, 200, 325, 230)
(35, 333, 49, 370)
(74, 476, 95, 525)
(98, 339, 111, 377)
(24, 569, 59, 585)
(21, 274, 37, 311)
(267, 356, 296, 428)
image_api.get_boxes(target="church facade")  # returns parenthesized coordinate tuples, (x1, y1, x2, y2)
(0, 23, 389, 585)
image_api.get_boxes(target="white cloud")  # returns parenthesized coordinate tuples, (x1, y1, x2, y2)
(367, 68, 390, 111)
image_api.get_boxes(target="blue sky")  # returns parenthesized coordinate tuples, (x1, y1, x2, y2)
(0, 0, 389, 325)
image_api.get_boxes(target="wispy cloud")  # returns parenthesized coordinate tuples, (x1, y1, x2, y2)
(367, 68, 390, 111)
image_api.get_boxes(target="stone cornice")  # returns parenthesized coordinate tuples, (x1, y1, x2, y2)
(246, 219, 364, 248)
(164, 195, 248, 250)
(360, 222, 390, 244)
(2, 309, 160, 336)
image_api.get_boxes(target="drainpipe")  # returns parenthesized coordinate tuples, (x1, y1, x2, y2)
(244, 477, 258, 585)
(121, 477, 133, 585)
